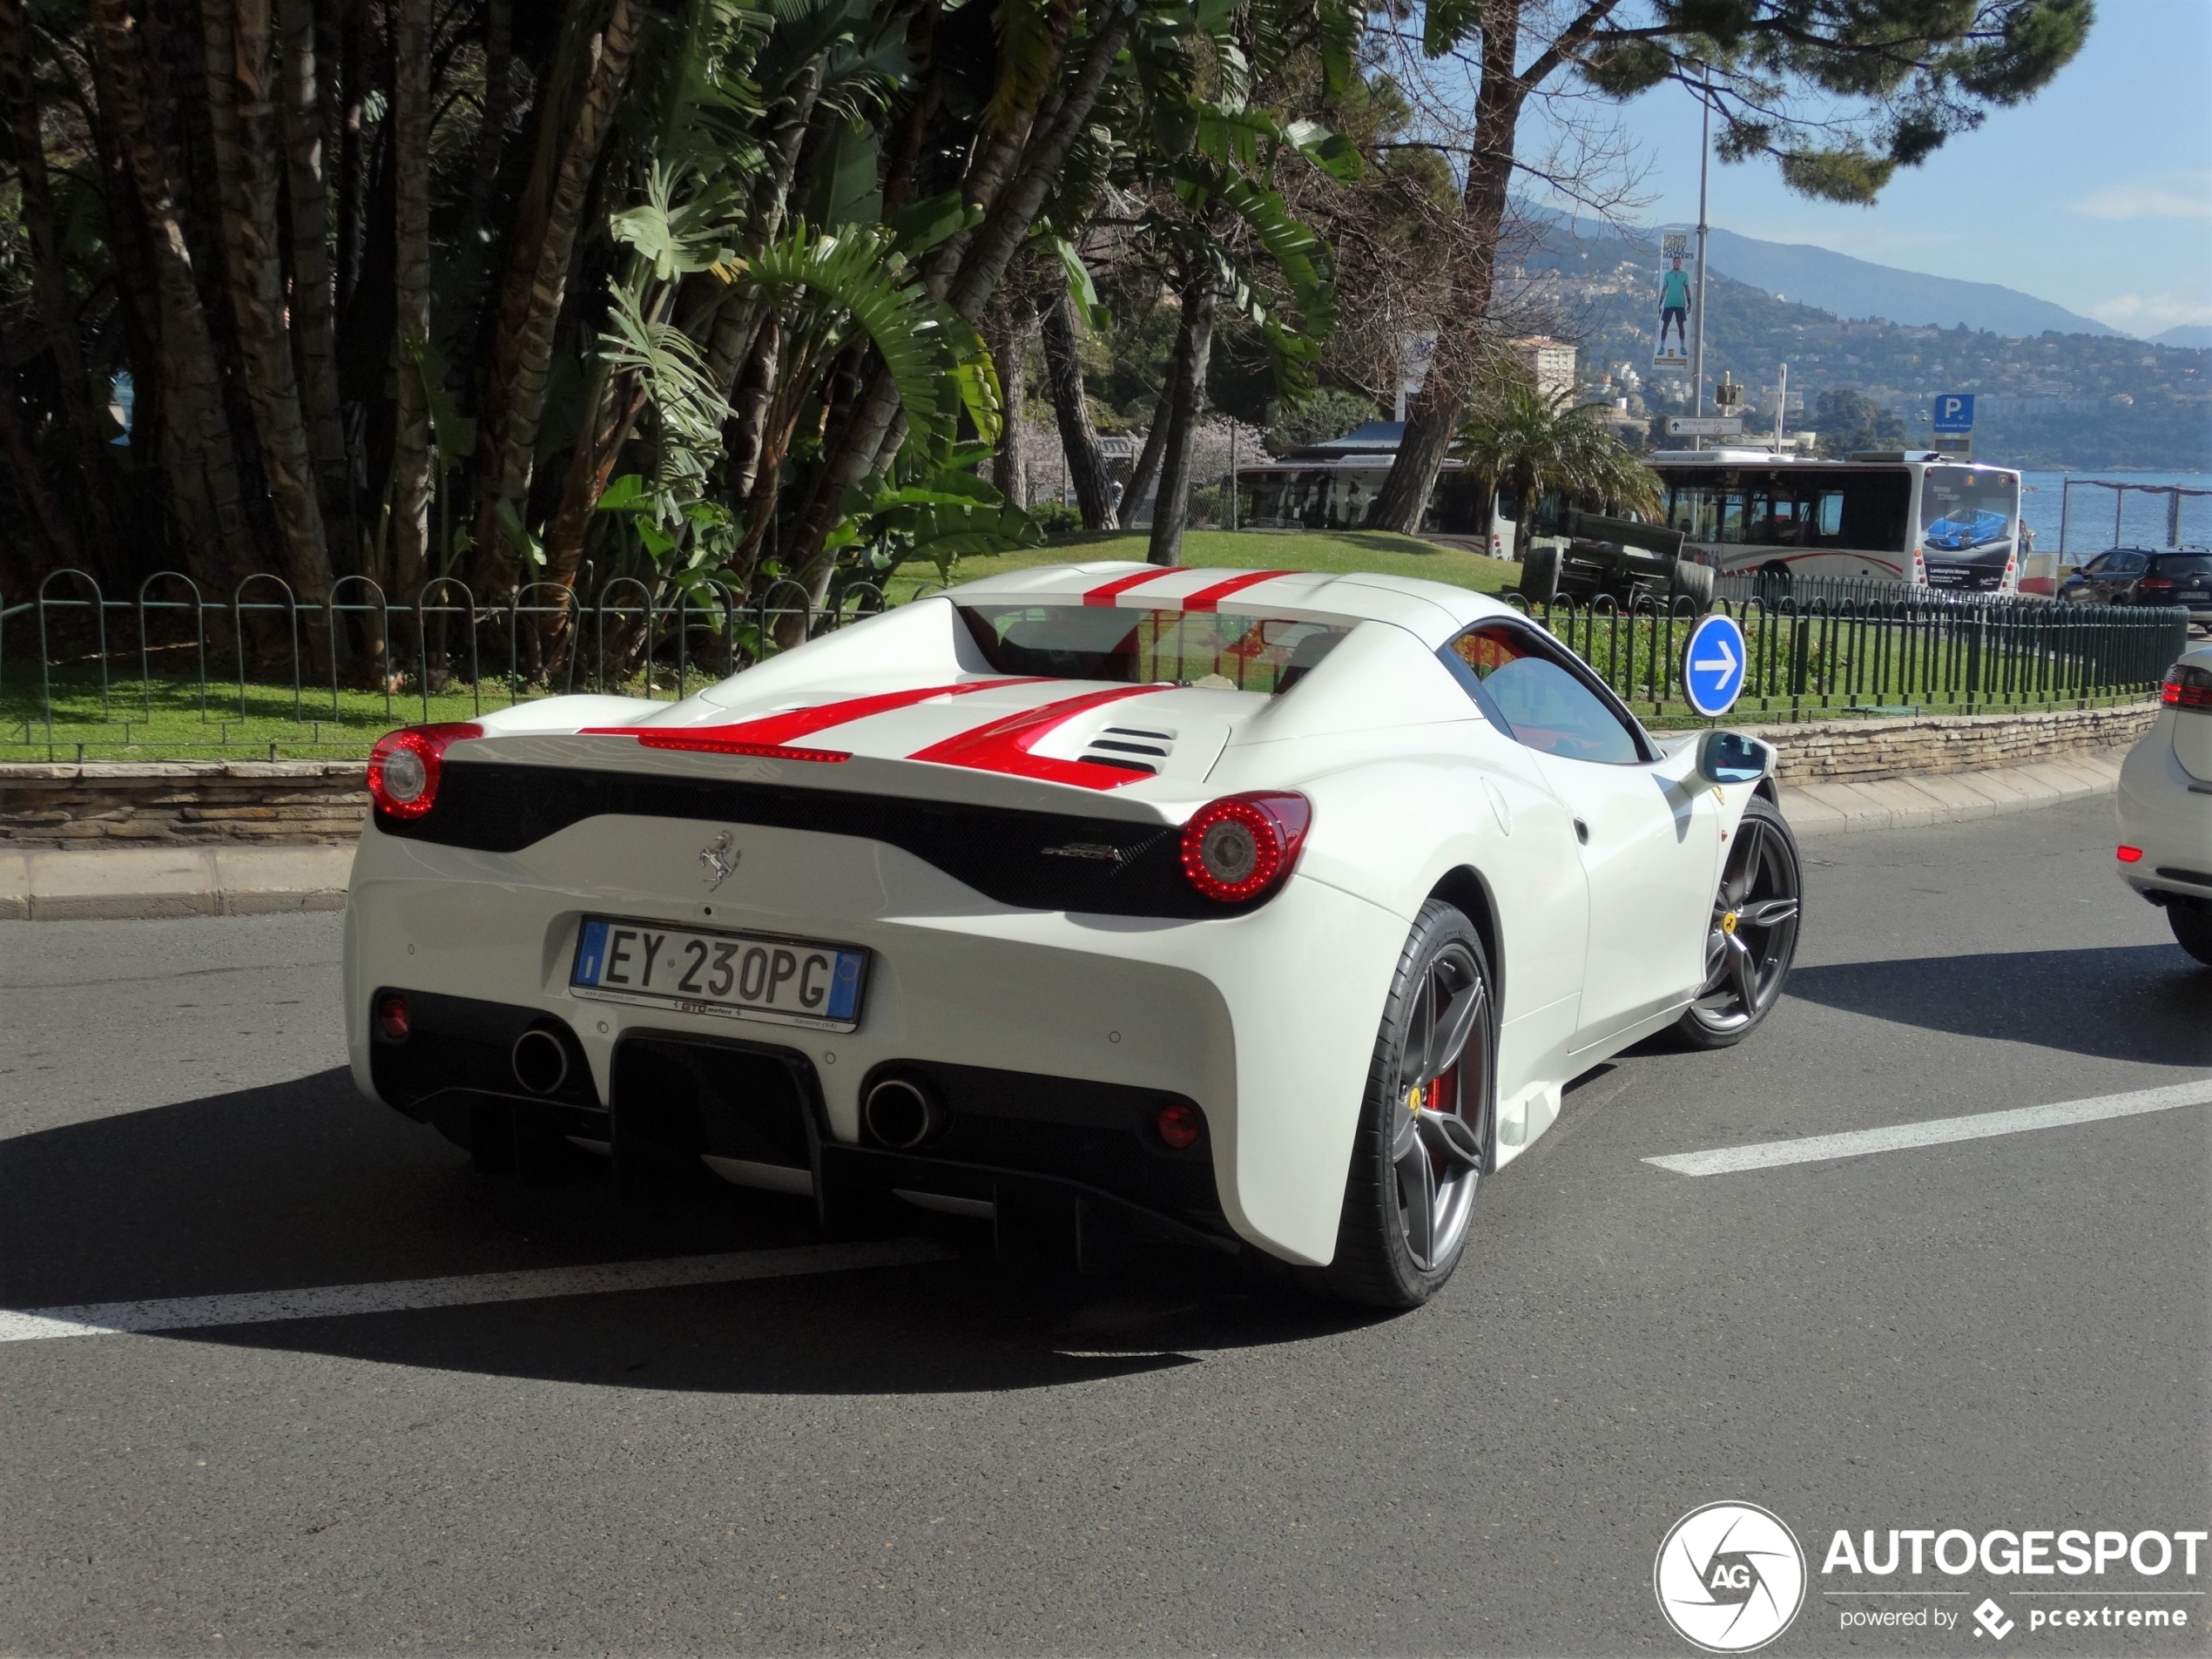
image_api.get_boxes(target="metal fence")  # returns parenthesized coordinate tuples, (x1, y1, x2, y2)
(1, 568, 895, 752)
(2, 565, 2186, 758)
(1510, 590, 2188, 719)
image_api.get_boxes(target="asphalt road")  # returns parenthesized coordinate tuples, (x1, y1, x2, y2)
(2, 796, 2207, 1656)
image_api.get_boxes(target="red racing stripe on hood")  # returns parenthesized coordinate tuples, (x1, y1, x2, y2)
(582, 677, 1050, 749)
(1180, 570, 1294, 612)
(1082, 566, 1184, 606)
(906, 684, 1170, 790)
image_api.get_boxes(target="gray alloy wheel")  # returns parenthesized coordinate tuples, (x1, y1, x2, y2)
(1327, 900, 1496, 1307)
(1673, 796, 1802, 1050)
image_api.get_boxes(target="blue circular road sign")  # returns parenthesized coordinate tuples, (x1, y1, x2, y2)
(1681, 613, 1748, 718)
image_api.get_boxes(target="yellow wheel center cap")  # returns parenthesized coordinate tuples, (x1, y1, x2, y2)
(1407, 1083, 1423, 1115)
(1721, 911, 1739, 934)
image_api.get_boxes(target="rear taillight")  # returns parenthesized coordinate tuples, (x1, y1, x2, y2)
(1178, 792, 1311, 903)
(2117, 846, 2144, 864)
(2141, 576, 2177, 592)
(1156, 1103, 1204, 1150)
(2161, 664, 2212, 711)
(367, 722, 481, 819)
(374, 993, 411, 1041)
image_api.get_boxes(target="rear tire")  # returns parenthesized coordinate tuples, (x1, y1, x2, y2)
(1326, 901, 1495, 1308)
(1519, 543, 1560, 606)
(2169, 900, 2212, 967)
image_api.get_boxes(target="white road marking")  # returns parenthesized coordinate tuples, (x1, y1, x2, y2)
(0, 1240, 953, 1345)
(1644, 1076, 2212, 1177)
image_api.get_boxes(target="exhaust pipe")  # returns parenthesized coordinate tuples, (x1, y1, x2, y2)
(863, 1076, 945, 1150)
(510, 1028, 570, 1096)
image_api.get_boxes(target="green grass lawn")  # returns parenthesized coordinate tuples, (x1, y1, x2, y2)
(2, 530, 2152, 759)
(4, 531, 1522, 761)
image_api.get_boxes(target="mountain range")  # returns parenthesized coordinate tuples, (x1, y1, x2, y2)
(1660, 226, 2125, 340)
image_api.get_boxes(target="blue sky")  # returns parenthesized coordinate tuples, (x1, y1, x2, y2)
(1583, 0, 2212, 337)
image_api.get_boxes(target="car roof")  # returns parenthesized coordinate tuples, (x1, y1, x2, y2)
(938, 560, 1516, 649)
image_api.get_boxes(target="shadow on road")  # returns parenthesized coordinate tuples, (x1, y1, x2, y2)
(1784, 942, 2212, 1065)
(0, 1069, 1385, 1393)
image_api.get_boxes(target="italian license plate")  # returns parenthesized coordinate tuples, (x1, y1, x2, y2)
(570, 916, 868, 1031)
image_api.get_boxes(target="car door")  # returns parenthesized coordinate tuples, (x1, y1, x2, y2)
(2108, 550, 2148, 603)
(1440, 622, 1722, 1050)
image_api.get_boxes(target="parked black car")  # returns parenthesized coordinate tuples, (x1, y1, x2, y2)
(2060, 547, 2212, 623)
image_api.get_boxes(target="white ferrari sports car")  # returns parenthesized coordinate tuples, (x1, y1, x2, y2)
(346, 562, 1800, 1305)
(2116, 644, 2212, 966)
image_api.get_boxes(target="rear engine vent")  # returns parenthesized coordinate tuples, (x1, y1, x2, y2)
(1079, 725, 1175, 776)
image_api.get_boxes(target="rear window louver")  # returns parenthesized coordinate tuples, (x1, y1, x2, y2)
(1078, 725, 1175, 776)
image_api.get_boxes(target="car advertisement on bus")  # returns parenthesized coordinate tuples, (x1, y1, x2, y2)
(1919, 467, 2020, 590)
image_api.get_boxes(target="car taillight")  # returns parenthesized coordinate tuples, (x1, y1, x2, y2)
(375, 993, 411, 1040)
(2161, 664, 2212, 710)
(2117, 846, 2144, 864)
(1156, 1103, 1204, 1150)
(367, 722, 481, 819)
(1178, 792, 1311, 903)
(2141, 576, 2177, 592)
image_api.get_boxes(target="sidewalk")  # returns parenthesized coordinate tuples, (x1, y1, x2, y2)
(0, 748, 2124, 920)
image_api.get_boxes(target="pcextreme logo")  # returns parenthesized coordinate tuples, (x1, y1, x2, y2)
(1655, 1502, 1808, 1653)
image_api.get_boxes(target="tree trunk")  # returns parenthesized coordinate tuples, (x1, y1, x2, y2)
(989, 305, 1033, 509)
(2, 0, 124, 577)
(1040, 291, 1113, 528)
(91, 0, 255, 590)
(203, 0, 338, 621)
(279, 0, 350, 572)
(1369, 0, 1524, 535)
(390, 0, 433, 601)
(470, 0, 646, 597)
(1146, 272, 1216, 566)
(337, 0, 372, 307)
(1116, 384, 1172, 530)
(463, 0, 514, 239)
(781, 0, 1133, 606)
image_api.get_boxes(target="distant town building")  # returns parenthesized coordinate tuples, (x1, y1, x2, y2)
(1512, 337, 1577, 402)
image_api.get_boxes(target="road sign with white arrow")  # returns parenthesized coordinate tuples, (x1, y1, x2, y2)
(1681, 612, 1748, 718)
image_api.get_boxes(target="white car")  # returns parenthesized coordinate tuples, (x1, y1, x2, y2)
(2116, 644, 2212, 966)
(345, 563, 1801, 1305)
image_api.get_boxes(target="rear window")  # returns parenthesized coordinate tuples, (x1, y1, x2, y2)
(2150, 555, 2212, 576)
(957, 605, 1348, 694)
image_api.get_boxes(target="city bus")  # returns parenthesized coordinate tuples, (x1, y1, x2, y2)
(1647, 449, 2025, 593)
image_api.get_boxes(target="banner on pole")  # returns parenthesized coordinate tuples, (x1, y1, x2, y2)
(1653, 233, 1692, 369)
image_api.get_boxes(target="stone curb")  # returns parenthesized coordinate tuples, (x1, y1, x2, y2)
(0, 747, 2128, 920)
(1777, 750, 2121, 839)
(0, 844, 354, 921)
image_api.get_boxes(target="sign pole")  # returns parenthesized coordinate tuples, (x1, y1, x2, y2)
(1691, 77, 1710, 448)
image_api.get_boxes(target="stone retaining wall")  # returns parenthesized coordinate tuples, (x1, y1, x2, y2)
(0, 701, 2160, 846)
(0, 762, 368, 847)
(1738, 701, 2158, 786)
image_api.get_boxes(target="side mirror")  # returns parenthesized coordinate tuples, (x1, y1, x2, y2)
(1696, 729, 1770, 786)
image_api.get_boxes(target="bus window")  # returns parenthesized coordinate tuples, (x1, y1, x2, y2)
(1811, 491, 1844, 538)
(1835, 472, 1910, 552)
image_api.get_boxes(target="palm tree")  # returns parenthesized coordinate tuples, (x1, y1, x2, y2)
(1451, 378, 1659, 534)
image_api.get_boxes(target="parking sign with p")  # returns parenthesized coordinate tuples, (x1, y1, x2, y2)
(1932, 393, 1975, 435)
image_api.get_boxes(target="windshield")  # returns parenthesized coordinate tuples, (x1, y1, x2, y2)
(1919, 468, 2019, 550)
(957, 605, 1349, 694)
